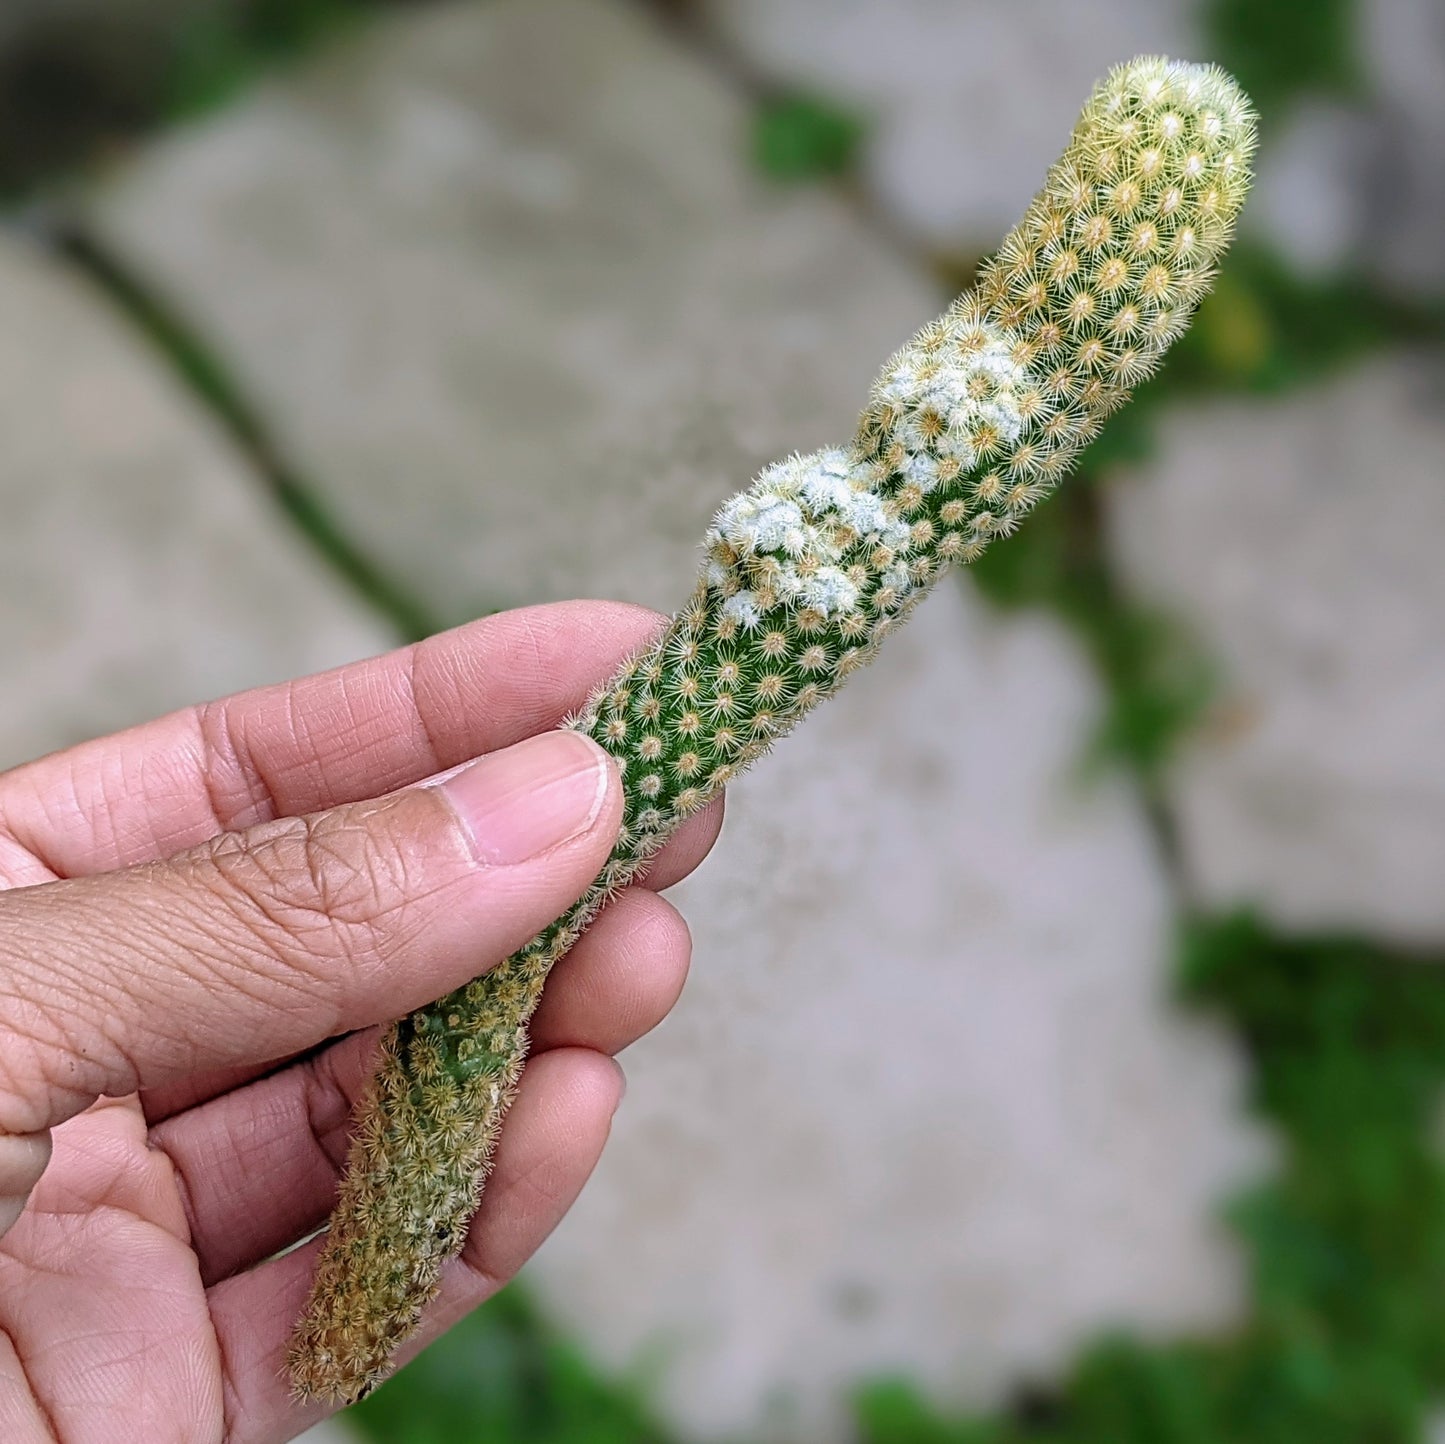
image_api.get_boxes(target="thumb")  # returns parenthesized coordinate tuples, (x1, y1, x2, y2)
(0, 730, 620, 1138)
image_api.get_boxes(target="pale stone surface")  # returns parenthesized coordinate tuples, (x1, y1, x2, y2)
(698, 0, 1197, 254)
(1357, 0, 1445, 296)
(83, 0, 1269, 1432)
(1106, 354, 1445, 946)
(531, 585, 1268, 1439)
(706, 0, 1445, 296)
(88, 0, 941, 626)
(1244, 99, 1375, 278)
(0, 231, 386, 773)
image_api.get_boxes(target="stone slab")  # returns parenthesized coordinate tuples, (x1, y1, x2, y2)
(1355, 0, 1445, 297)
(703, 0, 1445, 299)
(0, 229, 386, 773)
(89, 0, 942, 626)
(698, 0, 1197, 256)
(1106, 354, 1445, 946)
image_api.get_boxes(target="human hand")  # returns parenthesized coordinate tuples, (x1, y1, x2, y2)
(0, 601, 719, 1444)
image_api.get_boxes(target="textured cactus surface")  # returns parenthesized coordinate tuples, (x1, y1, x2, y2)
(288, 56, 1256, 1403)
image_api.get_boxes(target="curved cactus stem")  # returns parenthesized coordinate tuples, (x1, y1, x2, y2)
(288, 56, 1256, 1404)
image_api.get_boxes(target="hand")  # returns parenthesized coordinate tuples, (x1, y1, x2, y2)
(0, 602, 719, 1444)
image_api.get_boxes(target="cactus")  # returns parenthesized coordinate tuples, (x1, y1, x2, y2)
(288, 55, 1256, 1403)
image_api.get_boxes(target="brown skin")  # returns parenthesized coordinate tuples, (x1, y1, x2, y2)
(0, 602, 721, 1444)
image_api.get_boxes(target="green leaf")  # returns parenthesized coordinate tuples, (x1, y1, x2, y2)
(753, 91, 868, 180)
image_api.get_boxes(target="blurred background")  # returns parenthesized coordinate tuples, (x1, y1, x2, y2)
(1, 0, 1443, 1440)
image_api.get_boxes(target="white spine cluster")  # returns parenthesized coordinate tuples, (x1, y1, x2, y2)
(701, 317, 1033, 647)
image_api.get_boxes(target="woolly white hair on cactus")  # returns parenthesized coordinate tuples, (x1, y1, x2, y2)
(289, 55, 1257, 1405)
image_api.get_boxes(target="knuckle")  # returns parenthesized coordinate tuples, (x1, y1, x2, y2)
(196, 794, 442, 966)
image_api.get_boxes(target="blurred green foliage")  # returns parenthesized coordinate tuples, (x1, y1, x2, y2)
(349, 1288, 673, 1444)
(753, 91, 869, 180)
(1204, 0, 1361, 118)
(164, 0, 382, 118)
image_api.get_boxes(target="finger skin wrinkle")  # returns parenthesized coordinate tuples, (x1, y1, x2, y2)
(267, 673, 374, 820)
(458, 1049, 620, 1291)
(456, 1145, 554, 1294)
(294, 807, 420, 930)
(194, 696, 287, 838)
(453, 1248, 506, 1305)
(296, 1047, 358, 1175)
(191, 636, 451, 835)
(0, 1021, 133, 1142)
(408, 630, 477, 758)
(0, 829, 55, 888)
(155, 884, 345, 1036)
(0, 802, 67, 887)
(153, 1044, 355, 1286)
(202, 813, 380, 940)
(126, 885, 328, 1053)
(0, 1048, 80, 1141)
(398, 642, 449, 781)
(0, 882, 318, 1134)
(0, 840, 373, 1136)
(206, 646, 438, 833)
(151, 1136, 203, 1269)
(187, 796, 465, 981)
(0, 1324, 62, 1443)
(410, 604, 663, 760)
(0, 945, 125, 1136)
(0, 1062, 87, 1151)
(2, 734, 191, 880)
(214, 1306, 250, 1441)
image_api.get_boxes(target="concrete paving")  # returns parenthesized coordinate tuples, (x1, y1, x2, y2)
(0, 230, 386, 774)
(698, 0, 1197, 255)
(1107, 354, 1445, 946)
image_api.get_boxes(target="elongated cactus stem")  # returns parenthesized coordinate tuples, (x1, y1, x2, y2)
(288, 56, 1256, 1403)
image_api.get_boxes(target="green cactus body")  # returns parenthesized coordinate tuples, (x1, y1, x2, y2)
(289, 56, 1256, 1403)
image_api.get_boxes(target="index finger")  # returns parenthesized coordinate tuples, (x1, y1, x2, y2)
(0, 601, 666, 879)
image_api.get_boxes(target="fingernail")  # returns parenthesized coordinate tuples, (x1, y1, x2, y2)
(439, 733, 611, 865)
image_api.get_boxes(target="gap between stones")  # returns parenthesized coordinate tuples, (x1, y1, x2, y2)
(42, 217, 443, 645)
